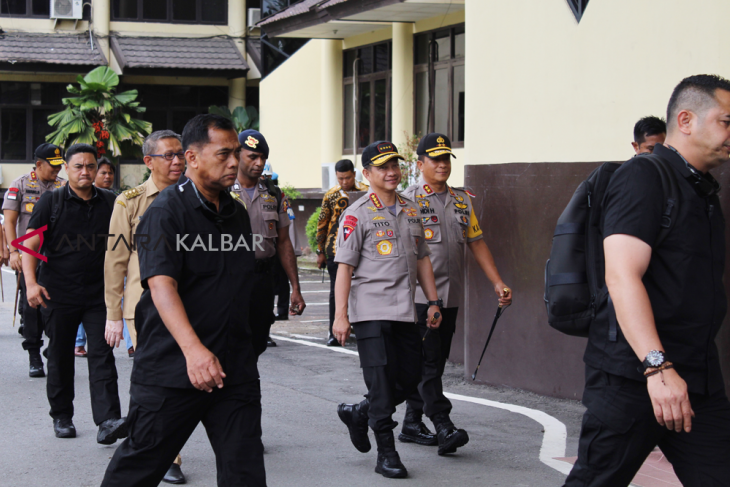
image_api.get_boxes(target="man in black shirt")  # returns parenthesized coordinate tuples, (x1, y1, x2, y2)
(565, 75, 730, 486)
(21, 144, 125, 443)
(101, 114, 265, 487)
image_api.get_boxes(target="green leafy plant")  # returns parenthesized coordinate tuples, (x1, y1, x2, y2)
(399, 132, 422, 190)
(208, 105, 260, 132)
(306, 207, 321, 254)
(46, 66, 151, 159)
(280, 183, 301, 201)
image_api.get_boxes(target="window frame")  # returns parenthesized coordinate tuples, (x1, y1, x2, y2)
(342, 40, 393, 155)
(110, 0, 228, 25)
(412, 24, 466, 148)
(0, 0, 47, 18)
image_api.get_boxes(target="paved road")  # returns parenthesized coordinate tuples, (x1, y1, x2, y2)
(0, 267, 586, 486)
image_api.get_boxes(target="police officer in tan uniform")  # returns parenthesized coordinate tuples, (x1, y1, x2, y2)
(102, 130, 187, 485)
(2, 143, 66, 377)
(334, 141, 442, 479)
(401, 133, 512, 455)
(232, 129, 305, 354)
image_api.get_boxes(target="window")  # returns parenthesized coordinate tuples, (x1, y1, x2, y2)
(111, 0, 227, 24)
(343, 41, 392, 153)
(0, 82, 64, 163)
(413, 24, 465, 145)
(1, 0, 50, 17)
(261, 0, 304, 19)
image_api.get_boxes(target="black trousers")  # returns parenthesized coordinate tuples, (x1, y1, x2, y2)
(102, 380, 265, 487)
(249, 270, 275, 356)
(405, 305, 459, 419)
(273, 257, 290, 315)
(19, 270, 44, 352)
(564, 365, 730, 487)
(40, 301, 121, 425)
(326, 258, 338, 336)
(353, 321, 422, 432)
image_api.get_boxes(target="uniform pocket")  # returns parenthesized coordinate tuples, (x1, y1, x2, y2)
(370, 229, 399, 258)
(262, 211, 279, 238)
(409, 226, 421, 254)
(423, 221, 441, 243)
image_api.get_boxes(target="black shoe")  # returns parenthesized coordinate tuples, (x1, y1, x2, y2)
(327, 336, 341, 347)
(337, 401, 371, 453)
(266, 337, 277, 347)
(17, 325, 24, 336)
(373, 430, 408, 478)
(435, 423, 469, 455)
(29, 350, 45, 378)
(53, 418, 76, 438)
(274, 312, 289, 321)
(162, 463, 186, 484)
(97, 418, 128, 445)
(399, 421, 437, 446)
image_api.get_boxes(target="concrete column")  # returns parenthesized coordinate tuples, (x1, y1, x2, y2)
(228, 0, 247, 110)
(93, 0, 110, 66)
(320, 39, 344, 164)
(391, 22, 414, 149)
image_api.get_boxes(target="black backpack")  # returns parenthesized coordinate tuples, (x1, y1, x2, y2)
(544, 154, 679, 337)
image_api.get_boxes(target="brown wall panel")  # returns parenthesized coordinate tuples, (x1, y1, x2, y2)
(463, 162, 730, 400)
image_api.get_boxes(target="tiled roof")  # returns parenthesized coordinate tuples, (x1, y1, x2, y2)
(0, 33, 107, 66)
(258, 0, 323, 26)
(110, 36, 248, 72)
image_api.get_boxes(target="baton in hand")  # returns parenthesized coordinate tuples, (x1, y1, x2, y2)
(471, 300, 510, 381)
(422, 312, 441, 341)
(12, 274, 20, 327)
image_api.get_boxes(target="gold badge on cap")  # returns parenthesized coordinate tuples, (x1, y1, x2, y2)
(245, 136, 259, 149)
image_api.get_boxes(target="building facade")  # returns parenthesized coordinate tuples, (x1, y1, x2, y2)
(0, 0, 263, 189)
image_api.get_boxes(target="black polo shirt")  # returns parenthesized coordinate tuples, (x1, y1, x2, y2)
(588, 144, 727, 395)
(131, 174, 258, 389)
(27, 184, 114, 306)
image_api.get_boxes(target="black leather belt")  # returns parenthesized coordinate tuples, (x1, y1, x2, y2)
(254, 257, 276, 274)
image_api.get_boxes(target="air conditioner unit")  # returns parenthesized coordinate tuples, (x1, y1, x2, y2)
(50, 0, 83, 20)
(321, 163, 336, 192)
(248, 8, 261, 29)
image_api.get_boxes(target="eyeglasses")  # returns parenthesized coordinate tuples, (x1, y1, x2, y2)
(149, 152, 185, 161)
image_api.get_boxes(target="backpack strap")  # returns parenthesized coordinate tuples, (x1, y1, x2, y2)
(644, 154, 680, 249)
(48, 186, 66, 239)
(263, 177, 283, 210)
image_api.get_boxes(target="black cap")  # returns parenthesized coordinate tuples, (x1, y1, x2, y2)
(416, 133, 456, 159)
(239, 129, 269, 159)
(34, 143, 66, 166)
(361, 140, 405, 168)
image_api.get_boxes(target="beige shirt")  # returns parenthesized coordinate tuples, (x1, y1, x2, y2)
(2, 171, 65, 239)
(104, 177, 161, 321)
(402, 181, 483, 308)
(334, 189, 430, 323)
(232, 179, 289, 260)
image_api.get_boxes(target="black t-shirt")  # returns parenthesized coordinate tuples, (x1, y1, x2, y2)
(131, 174, 258, 389)
(589, 144, 727, 395)
(27, 184, 114, 306)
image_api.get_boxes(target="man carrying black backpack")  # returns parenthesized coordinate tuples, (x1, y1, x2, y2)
(21, 143, 126, 444)
(564, 75, 730, 486)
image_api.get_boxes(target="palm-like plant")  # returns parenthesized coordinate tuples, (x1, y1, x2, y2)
(208, 105, 260, 132)
(46, 66, 152, 158)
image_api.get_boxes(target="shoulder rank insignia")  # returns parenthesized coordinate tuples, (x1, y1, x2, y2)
(30, 171, 37, 181)
(396, 194, 406, 206)
(116, 200, 127, 208)
(230, 192, 247, 209)
(423, 184, 433, 194)
(123, 187, 141, 200)
(448, 186, 456, 197)
(369, 193, 383, 209)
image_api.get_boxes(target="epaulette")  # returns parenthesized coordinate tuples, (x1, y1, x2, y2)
(123, 187, 142, 200)
(230, 191, 247, 209)
(453, 186, 476, 198)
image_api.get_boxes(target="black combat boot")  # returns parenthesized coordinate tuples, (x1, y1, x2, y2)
(433, 412, 469, 456)
(337, 400, 371, 452)
(373, 430, 408, 479)
(29, 350, 45, 378)
(398, 405, 437, 446)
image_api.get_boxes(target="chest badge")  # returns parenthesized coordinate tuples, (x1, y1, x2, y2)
(376, 230, 386, 237)
(406, 208, 418, 217)
(25, 203, 35, 213)
(425, 228, 435, 240)
(366, 206, 378, 212)
(462, 229, 467, 239)
(454, 203, 468, 209)
(372, 216, 385, 221)
(386, 230, 394, 238)
(377, 240, 393, 255)
(460, 215, 469, 225)
(418, 199, 430, 208)
(454, 194, 464, 203)
(268, 222, 275, 230)
(431, 216, 438, 223)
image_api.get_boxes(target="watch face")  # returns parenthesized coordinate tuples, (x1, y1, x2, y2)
(646, 350, 665, 367)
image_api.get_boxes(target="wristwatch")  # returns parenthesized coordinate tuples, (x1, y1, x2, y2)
(315, 248, 322, 255)
(642, 350, 667, 370)
(427, 299, 443, 308)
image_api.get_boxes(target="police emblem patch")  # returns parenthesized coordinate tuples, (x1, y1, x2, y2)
(377, 240, 393, 255)
(431, 216, 438, 223)
(376, 230, 386, 237)
(268, 222, 275, 230)
(460, 215, 469, 225)
(422, 217, 430, 224)
(425, 228, 434, 240)
(406, 208, 417, 217)
(462, 229, 467, 239)
(386, 230, 394, 238)
(7, 187, 19, 200)
(25, 203, 34, 213)
(454, 195, 464, 203)
(418, 199, 430, 208)
(343, 225, 355, 241)
(245, 136, 259, 149)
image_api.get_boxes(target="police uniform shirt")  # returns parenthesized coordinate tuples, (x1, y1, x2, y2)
(2, 171, 65, 239)
(334, 189, 430, 323)
(132, 174, 258, 389)
(597, 144, 726, 395)
(104, 177, 161, 321)
(403, 181, 483, 308)
(231, 179, 289, 260)
(26, 184, 114, 305)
